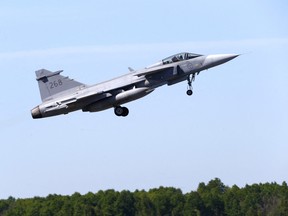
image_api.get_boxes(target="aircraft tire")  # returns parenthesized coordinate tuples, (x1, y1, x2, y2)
(122, 107, 129, 117)
(186, 90, 193, 96)
(114, 106, 124, 116)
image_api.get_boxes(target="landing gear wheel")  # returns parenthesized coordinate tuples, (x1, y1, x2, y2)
(114, 106, 124, 116)
(122, 107, 129, 117)
(114, 106, 129, 117)
(186, 89, 193, 96)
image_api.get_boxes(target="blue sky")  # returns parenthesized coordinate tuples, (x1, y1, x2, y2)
(0, 0, 288, 199)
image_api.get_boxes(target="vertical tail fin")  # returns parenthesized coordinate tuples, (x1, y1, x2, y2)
(35, 69, 85, 101)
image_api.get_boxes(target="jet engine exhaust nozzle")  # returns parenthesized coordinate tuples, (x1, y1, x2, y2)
(31, 106, 42, 119)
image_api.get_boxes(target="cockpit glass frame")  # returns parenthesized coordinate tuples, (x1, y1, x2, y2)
(162, 52, 202, 65)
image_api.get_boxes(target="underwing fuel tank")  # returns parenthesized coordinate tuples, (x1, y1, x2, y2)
(83, 87, 154, 112)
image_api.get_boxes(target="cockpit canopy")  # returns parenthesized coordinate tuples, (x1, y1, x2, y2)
(162, 52, 202, 65)
(145, 52, 203, 69)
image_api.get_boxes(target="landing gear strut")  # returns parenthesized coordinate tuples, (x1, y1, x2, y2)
(186, 73, 196, 96)
(114, 106, 129, 117)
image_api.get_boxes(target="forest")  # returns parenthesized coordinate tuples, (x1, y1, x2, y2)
(0, 178, 288, 216)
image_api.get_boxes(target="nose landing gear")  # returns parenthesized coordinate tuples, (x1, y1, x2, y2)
(186, 74, 196, 96)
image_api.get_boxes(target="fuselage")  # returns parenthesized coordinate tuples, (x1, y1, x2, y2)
(31, 53, 238, 118)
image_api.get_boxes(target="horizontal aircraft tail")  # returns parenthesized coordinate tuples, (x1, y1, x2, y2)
(35, 69, 85, 101)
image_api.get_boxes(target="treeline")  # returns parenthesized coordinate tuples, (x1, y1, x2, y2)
(1, 178, 288, 216)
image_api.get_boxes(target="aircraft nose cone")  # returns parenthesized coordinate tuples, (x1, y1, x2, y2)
(213, 54, 239, 63)
(203, 54, 239, 68)
(31, 106, 42, 119)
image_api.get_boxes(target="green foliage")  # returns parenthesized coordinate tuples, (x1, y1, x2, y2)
(1, 179, 288, 216)
(148, 187, 184, 216)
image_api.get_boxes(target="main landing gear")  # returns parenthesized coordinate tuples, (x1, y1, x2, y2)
(114, 106, 129, 117)
(186, 73, 196, 96)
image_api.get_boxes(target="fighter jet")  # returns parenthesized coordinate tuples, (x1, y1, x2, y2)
(31, 52, 238, 118)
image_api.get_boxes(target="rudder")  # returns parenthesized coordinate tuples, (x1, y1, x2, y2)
(35, 69, 85, 101)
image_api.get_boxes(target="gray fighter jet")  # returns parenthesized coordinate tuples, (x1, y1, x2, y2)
(31, 52, 238, 118)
